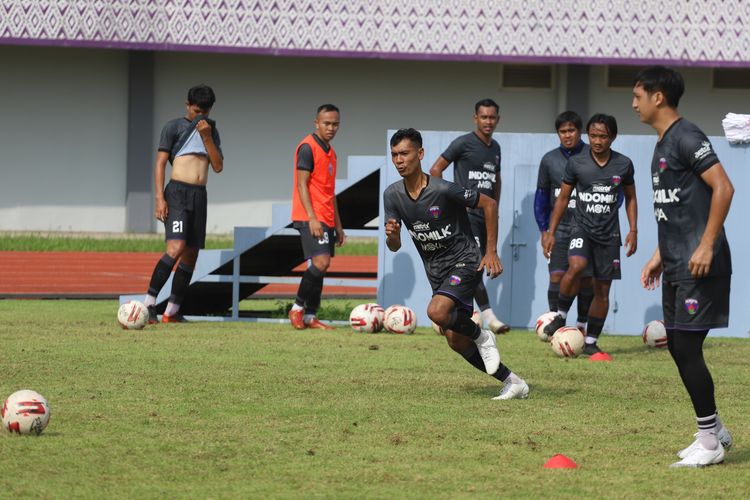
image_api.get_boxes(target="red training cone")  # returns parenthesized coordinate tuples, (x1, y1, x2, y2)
(589, 352, 613, 362)
(544, 454, 578, 469)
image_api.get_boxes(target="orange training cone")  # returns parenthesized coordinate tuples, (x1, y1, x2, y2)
(543, 454, 578, 469)
(589, 352, 613, 362)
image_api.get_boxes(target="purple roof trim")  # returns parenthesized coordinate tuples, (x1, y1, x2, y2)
(2, 37, 750, 68)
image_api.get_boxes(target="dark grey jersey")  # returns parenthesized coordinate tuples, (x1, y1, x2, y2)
(383, 175, 481, 284)
(563, 150, 634, 246)
(651, 118, 731, 281)
(537, 143, 590, 229)
(158, 116, 222, 165)
(441, 132, 501, 202)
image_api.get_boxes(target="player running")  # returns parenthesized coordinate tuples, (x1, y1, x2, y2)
(542, 114, 638, 355)
(384, 128, 528, 400)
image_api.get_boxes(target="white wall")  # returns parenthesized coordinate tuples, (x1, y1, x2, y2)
(3, 47, 748, 233)
(0, 46, 128, 232)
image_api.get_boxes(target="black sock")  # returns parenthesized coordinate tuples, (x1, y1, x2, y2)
(474, 281, 491, 311)
(168, 262, 194, 306)
(587, 316, 605, 339)
(547, 282, 560, 311)
(295, 265, 325, 312)
(461, 344, 511, 380)
(667, 329, 716, 418)
(448, 309, 481, 340)
(557, 293, 574, 314)
(576, 285, 594, 324)
(147, 254, 176, 297)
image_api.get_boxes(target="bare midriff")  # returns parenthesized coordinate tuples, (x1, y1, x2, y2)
(170, 154, 210, 185)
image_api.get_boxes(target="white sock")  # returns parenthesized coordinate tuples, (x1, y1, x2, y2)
(503, 372, 523, 384)
(585, 336, 597, 345)
(143, 295, 157, 307)
(697, 430, 719, 450)
(576, 321, 586, 330)
(558, 310, 568, 319)
(303, 314, 315, 324)
(164, 302, 180, 317)
(291, 304, 304, 312)
(481, 309, 497, 324)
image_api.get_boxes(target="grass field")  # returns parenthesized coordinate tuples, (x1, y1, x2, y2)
(2, 300, 749, 498)
(0, 233, 378, 255)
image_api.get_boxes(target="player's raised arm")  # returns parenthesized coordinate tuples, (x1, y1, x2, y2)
(197, 119, 223, 173)
(384, 218, 401, 252)
(428, 155, 450, 178)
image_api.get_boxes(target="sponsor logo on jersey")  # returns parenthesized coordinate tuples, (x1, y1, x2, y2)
(449, 275, 462, 286)
(694, 141, 712, 160)
(592, 184, 612, 193)
(483, 161, 497, 172)
(579, 191, 617, 204)
(429, 206, 441, 219)
(420, 242, 445, 252)
(611, 175, 621, 187)
(652, 172, 660, 187)
(412, 220, 430, 232)
(408, 224, 452, 243)
(658, 157, 667, 173)
(684, 298, 699, 315)
(468, 171, 496, 189)
(654, 208, 668, 222)
(653, 188, 681, 204)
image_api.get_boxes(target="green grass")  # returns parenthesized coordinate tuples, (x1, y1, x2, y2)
(0, 234, 378, 255)
(1, 300, 749, 498)
(240, 298, 370, 319)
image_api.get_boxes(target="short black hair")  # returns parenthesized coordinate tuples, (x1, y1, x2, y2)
(317, 104, 340, 115)
(555, 111, 583, 131)
(474, 98, 500, 114)
(390, 128, 423, 148)
(633, 66, 684, 108)
(187, 84, 216, 110)
(586, 113, 618, 138)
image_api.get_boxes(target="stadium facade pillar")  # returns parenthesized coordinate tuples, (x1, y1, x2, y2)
(565, 65, 590, 122)
(125, 51, 155, 233)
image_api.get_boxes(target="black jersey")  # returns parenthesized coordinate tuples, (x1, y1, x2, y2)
(563, 150, 634, 246)
(440, 132, 501, 203)
(158, 116, 222, 165)
(651, 118, 732, 281)
(383, 175, 481, 284)
(537, 143, 590, 229)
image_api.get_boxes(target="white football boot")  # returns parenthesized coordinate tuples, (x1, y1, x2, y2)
(670, 442, 725, 468)
(492, 380, 530, 400)
(474, 329, 500, 375)
(677, 427, 733, 459)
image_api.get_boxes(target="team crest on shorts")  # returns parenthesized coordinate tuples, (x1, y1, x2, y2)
(611, 175, 621, 187)
(429, 206, 441, 219)
(612, 259, 620, 270)
(658, 157, 667, 173)
(449, 275, 462, 286)
(684, 298, 699, 315)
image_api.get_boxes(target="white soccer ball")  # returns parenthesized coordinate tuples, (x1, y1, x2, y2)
(384, 305, 417, 334)
(535, 311, 558, 342)
(550, 326, 585, 357)
(117, 300, 149, 330)
(643, 320, 668, 348)
(349, 303, 385, 333)
(2, 389, 51, 435)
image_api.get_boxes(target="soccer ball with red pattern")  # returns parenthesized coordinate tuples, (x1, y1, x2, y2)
(384, 305, 417, 334)
(643, 320, 668, 348)
(535, 311, 558, 342)
(349, 303, 385, 333)
(550, 326, 585, 357)
(117, 300, 149, 330)
(2, 389, 51, 435)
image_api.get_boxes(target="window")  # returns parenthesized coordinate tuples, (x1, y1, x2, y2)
(712, 68, 750, 89)
(500, 64, 552, 89)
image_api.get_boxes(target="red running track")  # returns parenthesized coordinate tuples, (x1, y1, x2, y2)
(0, 251, 377, 298)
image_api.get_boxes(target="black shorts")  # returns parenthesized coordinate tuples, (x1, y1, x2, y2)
(548, 226, 593, 278)
(294, 221, 336, 259)
(164, 180, 207, 248)
(467, 211, 487, 255)
(430, 264, 481, 314)
(662, 276, 730, 330)
(567, 228, 620, 280)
